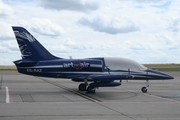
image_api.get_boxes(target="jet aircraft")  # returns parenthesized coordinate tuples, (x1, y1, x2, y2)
(12, 26, 174, 94)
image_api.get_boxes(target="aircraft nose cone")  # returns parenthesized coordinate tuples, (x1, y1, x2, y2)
(147, 69, 174, 80)
(166, 75, 174, 79)
(162, 74, 174, 79)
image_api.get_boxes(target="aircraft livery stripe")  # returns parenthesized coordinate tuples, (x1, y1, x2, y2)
(90, 64, 102, 68)
(26, 65, 63, 68)
(24, 64, 102, 68)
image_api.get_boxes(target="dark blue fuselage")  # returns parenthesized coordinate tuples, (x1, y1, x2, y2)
(14, 58, 173, 81)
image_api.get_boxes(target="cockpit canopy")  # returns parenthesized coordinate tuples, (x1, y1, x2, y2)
(104, 57, 147, 71)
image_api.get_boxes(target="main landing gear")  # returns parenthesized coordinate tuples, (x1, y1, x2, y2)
(141, 80, 149, 93)
(78, 83, 96, 94)
(86, 86, 96, 94)
(78, 83, 87, 91)
(78, 79, 96, 94)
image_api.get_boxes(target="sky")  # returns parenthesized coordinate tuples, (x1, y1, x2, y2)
(0, 0, 180, 65)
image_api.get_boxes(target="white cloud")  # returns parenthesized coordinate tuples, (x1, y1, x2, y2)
(153, 32, 180, 50)
(0, 0, 13, 17)
(63, 38, 78, 46)
(168, 16, 180, 32)
(0, 22, 14, 40)
(134, 0, 164, 2)
(77, 16, 139, 34)
(40, 0, 99, 12)
(18, 18, 64, 36)
(0, 40, 18, 53)
(142, 50, 176, 63)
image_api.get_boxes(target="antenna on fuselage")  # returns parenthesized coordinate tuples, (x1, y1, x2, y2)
(127, 68, 130, 82)
(105, 66, 110, 74)
(128, 68, 130, 75)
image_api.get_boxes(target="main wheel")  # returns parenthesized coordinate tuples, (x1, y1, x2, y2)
(141, 87, 147, 93)
(78, 83, 87, 91)
(87, 86, 95, 94)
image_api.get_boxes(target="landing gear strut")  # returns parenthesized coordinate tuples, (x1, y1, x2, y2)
(141, 80, 149, 93)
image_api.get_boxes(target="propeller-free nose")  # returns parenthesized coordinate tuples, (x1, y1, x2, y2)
(146, 69, 174, 80)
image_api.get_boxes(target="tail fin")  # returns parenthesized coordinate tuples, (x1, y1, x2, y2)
(12, 26, 60, 61)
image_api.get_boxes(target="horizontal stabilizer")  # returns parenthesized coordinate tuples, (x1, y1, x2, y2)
(13, 60, 37, 67)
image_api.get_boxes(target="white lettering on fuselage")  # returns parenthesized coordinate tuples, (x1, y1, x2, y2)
(63, 61, 90, 70)
(27, 69, 42, 73)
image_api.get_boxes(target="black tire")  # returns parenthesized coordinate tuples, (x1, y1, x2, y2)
(141, 87, 147, 93)
(78, 83, 87, 91)
(87, 86, 95, 94)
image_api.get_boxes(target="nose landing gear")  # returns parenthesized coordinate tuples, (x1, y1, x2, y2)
(141, 80, 149, 93)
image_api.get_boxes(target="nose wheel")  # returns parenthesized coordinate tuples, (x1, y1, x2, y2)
(141, 80, 149, 93)
(141, 86, 148, 93)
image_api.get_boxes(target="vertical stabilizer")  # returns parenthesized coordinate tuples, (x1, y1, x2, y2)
(12, 26, 60, 61)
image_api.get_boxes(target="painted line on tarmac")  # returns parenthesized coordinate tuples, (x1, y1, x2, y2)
(5, 86, 12, 103)
(144, 93, 180, 103)
(38, 77, 101, 103)
(128, 90, 180, 103)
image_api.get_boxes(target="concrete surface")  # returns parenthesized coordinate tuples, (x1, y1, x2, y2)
(0, 70, 180, 120)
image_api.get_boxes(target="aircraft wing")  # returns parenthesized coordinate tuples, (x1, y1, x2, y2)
(71, 74, 134, 82)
